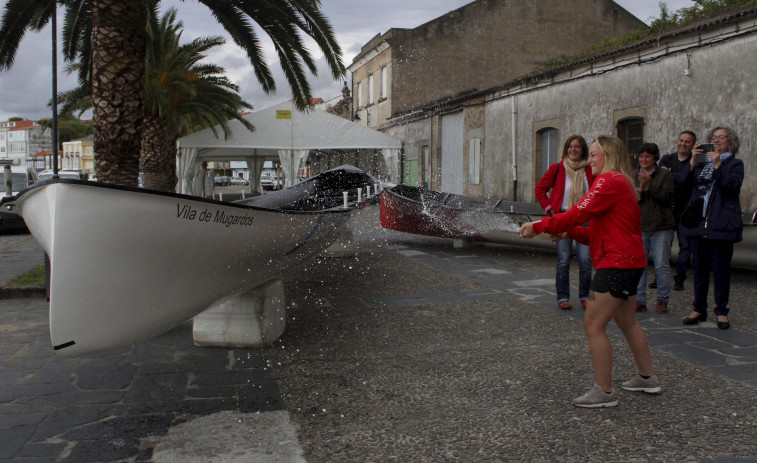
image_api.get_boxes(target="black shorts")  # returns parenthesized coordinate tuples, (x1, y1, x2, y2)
(590, 268, 645, 300)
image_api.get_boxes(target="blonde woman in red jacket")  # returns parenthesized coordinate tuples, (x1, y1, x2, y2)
(534, 135, 594, 310)
(521, 135, 660, 408)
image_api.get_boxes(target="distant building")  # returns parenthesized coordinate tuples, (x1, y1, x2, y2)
(315, 82, 353, 120)
(0, 119, 53, 165)
(33, 150, 53, 171)
(348, 0, 645, 129)
(61, 134, 95, 173)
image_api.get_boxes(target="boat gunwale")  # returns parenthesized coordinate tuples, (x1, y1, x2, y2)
(383, 185, 757, 225)
(383, 185, 543, 217)
(2, 178, 353, 216)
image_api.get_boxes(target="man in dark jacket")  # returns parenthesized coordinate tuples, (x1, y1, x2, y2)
(659, 130, 696, 290)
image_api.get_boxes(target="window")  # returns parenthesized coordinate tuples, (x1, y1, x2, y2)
(538, 128, 559, 175)
(381, 67, 387, 99)
(9, 142, 24, 152)
(357, 81, 363, 108)
(468, 138, 481, 184)
(617, 117, 644, 168)
(368, 74, 374, 105)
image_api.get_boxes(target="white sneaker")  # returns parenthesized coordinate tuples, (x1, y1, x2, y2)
(572, 384, 618, 408)
(621, 374, 661, 393)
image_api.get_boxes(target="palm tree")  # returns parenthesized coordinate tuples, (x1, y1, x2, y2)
(141, 8, 254, 191)
(0, 0, 343, 186)
(58, 7, 254, 192)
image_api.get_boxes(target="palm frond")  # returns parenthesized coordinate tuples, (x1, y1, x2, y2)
(0, 0, 53, 69)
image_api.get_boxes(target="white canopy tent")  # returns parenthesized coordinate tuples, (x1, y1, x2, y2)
(177, 101, 403, 195)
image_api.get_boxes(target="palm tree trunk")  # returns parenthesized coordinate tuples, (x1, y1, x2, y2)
(91, 0, 146, 186)
(141, 115, 178, 192)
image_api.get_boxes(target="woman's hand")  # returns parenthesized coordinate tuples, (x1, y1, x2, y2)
(708, 150, 721, 168)
(637, 170, 652, 191)
(519, 222, 536, 239)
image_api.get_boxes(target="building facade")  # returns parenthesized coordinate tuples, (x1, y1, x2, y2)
(0, 120, 53, 165)
(61, 134, 95, 173)
(348, 0, 646, 130)
(377, 6, 757, 214)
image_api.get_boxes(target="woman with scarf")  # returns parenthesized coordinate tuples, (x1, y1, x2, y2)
(535, 135, 594, 310)
(679, 126, 744, 330)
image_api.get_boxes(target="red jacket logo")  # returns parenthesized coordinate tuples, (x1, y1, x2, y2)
(577, 177, 604, 210)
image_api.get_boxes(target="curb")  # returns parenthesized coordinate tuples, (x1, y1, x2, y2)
(0, 285, 47, 299)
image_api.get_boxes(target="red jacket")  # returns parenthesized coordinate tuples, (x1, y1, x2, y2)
(535, 162, 594, 215)
(532, 171, 646, 270)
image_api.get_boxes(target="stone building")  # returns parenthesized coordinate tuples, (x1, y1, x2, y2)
(371, 5, 757, 215)
(348, 0, 645, 131)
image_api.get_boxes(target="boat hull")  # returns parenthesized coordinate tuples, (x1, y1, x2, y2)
(380, 185, 544, 244)
(380, 185, 757, 269)
(8, 181, 351, 356)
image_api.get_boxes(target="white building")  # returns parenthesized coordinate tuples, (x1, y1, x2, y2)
(0, 120, 53, 166)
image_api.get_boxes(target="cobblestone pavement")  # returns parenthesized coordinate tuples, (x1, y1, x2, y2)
(1, 205, 757, 462)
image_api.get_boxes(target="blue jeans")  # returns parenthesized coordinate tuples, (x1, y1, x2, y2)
(674, 225, 691, 284)
(636, 229, 674, 304)
(555, 237, 592, 302)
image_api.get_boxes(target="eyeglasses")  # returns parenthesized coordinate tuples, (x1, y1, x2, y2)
(711, 135, 728, 140)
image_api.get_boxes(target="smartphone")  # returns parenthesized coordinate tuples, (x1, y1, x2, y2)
(696, 144, 715, 163)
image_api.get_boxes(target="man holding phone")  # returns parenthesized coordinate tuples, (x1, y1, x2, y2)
(659, 130, 697, 290)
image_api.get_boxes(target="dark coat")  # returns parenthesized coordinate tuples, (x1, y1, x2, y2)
(636, 166, 675, 232)
(678, 155, 744, 242)
(659, 152, 692, 218)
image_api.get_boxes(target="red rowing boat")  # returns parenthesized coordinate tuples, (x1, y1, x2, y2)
(379, 184, 545, 243)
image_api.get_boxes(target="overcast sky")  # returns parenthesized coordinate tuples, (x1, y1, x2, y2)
(0, 0, 694, 122)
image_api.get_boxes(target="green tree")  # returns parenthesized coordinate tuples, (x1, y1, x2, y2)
(0, 0, 344, 187)
(37, 114, 92, 145)
(58, 7, 254, 192)
(650, 0, 757, 31)
(140, 8, 253, 191)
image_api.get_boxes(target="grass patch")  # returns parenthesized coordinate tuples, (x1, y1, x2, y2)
(5, 264, 46, 287)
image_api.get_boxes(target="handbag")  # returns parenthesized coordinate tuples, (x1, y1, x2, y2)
(680, 197, 704, 228)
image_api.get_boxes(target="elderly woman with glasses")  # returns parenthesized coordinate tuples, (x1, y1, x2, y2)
(678, 126, 744, 329)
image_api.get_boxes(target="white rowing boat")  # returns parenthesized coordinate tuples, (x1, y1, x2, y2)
(1, 166, 375, 356)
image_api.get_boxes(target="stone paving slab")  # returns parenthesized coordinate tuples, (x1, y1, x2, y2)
(0, 298, 284, 462)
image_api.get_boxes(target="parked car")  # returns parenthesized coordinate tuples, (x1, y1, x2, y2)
(213, 176, 231, 186)
(1, 164, 39, 234)
(260, 174, 282, 190)
(38, 170, 88, 181)
(230, 177, 249, 185)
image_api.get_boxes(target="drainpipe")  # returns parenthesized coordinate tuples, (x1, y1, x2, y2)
(511, 97, 517, 201)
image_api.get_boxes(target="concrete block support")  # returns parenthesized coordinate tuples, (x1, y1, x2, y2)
(193, 278, 286, 348)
